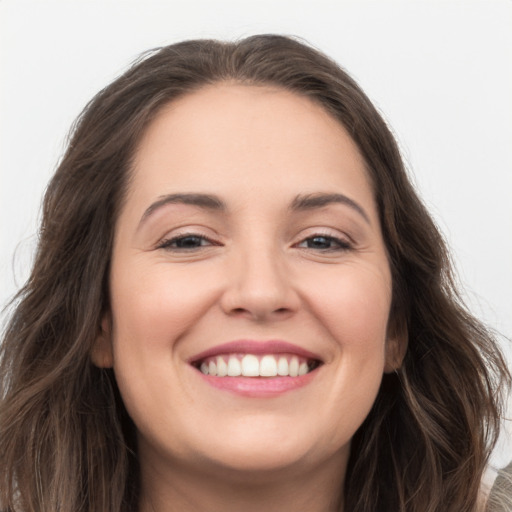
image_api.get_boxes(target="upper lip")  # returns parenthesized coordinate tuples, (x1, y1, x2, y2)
(189, 340, 323, 364)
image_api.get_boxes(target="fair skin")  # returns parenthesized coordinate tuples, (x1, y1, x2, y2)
(92, 84, 404, 512)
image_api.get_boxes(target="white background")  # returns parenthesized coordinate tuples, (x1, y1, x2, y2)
(1, 0, 511, 466)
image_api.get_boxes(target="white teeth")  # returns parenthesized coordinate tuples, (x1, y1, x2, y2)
(298, 362, 309, 376)
(227, 356, 242, 376)
(289, 356, 299, 377)
(241, 354, 260, 376)
(260, 355, 278, 377)
(277, 356, 289, 376)
(198, 353, 316, 378)
(216, 356, 228, 377)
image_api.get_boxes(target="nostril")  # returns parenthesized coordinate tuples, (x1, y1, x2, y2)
(228, 306, 290, 316)
(231, 307, 249, 316)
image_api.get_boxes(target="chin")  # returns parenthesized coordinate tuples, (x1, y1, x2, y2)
(187, 421, 348, 477)
(196, 447, 314, 479)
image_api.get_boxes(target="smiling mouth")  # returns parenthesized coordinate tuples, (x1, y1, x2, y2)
(193, 353, 322, 378)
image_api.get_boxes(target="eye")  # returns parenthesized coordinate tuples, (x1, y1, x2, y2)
(157, 234, 218, 251)
(296, 234, 352, 251)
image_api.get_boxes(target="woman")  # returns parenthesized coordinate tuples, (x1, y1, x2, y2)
(0, 34, 510, 512)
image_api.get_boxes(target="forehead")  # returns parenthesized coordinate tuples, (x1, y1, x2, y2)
(128, 83, 375, 217)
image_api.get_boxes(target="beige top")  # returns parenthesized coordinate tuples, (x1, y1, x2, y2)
(484, 462, 512, 512)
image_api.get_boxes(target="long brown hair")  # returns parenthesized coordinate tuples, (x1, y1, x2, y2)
(1, 35, 510, 512)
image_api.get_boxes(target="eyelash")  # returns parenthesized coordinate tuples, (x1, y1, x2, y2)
(157, 233, 219, 251)
(295, 234, 352, 252)
(156, 232, 352, 252)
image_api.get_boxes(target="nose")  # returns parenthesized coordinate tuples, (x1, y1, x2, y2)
(219, 243, 300, 322)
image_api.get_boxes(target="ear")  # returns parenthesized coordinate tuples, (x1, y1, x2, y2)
(384, 316, 408, 373)
(90, 313, 114, 368)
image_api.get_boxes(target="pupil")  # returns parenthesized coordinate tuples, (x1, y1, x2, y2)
(177, 236, 201, 248)
(309, 236, 330, 249)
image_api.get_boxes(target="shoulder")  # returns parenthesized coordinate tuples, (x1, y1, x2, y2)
(484, 461, 512, 512)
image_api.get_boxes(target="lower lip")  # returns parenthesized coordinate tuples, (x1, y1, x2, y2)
(195, 369, 318, 397)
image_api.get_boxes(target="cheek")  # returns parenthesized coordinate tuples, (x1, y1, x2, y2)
(107, 262, 219, 431)
(303, 263, 392, 351)
(288, 264, 392, 455)
(109, 261, 219, 351)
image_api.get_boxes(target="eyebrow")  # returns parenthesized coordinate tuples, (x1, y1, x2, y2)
(138, 191, 370, 227)
(139, 193, 225, 226)
(290, 193, 371, 224)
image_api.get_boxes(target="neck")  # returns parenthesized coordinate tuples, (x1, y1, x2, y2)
(138, 449, 347, 512)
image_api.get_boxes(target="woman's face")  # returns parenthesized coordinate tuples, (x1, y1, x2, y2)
(93, 84, 401, 479)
